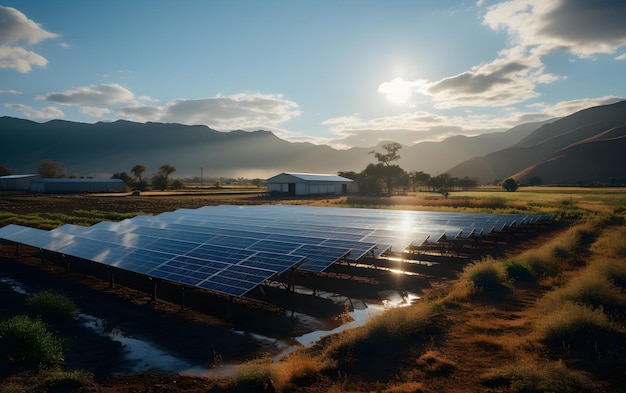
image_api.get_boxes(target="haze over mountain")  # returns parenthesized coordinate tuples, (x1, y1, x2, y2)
(0, 116, 543, 179)
(1, 101, 623, 184)
(447, 100, 626, 185)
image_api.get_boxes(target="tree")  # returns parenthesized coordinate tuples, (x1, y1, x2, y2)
(131, 164, 147, 183)
(153, 164, 176, 191)
(0, 165, 16, 176)
(363, 163, 407, 197)
(459, 176, 479, 191)
(369, 142, 402, 166)
(111, 171, 132, 186)
(501, 178, 519, 192)
(38, 160, 67, 178)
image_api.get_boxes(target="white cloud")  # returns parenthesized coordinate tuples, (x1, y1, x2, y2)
(4, 103, 63, 119)
(484, 0, 626, 57)
(0, 6, 58, 73)
(115, 92, 300, 130)
(79, 106, 111, 118)
(378, 0, 625, 110)
(161, 93, 301, 130)
(118, 105, 164, 122)
(0, 89, 22, 95)
(322, 111, 507, 147)
(616, 53, 626, 61)
(321, 95, 625, 148)
(0, 45, 49, 73)
(0, 6, 58, 45)
(526, 96, 624, 118)
(38, 83, 135, 106)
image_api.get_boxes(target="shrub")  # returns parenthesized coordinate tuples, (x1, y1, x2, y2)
(26, 291, 79, 320)
(535, 302, 618, 348)
(588, 257, 626, 288)
(461, 258, 508, 293)
(591, 227, 626, 258)
(545, 271, 626, 314)
(320, 302, 442, 374)
(0, 315, 64, 368)
(503, 259, 536, 283)
(40, 369, 93, 391)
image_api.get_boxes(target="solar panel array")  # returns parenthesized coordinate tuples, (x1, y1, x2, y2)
(0, 205, 551, 297)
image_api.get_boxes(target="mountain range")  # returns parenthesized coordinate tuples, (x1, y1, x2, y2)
(1, 100, 624, 184)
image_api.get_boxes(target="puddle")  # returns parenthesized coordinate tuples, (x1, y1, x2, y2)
(0, 276, 30, 295)
(1, 276, 200, 373)
(78, 313, 196, 373)
(1, 275, 420, 376)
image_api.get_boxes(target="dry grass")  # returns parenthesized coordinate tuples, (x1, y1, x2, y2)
(383, 381, 426, 393)
(444, 257, 509, 301)
(516, 220, 602, 278)
(539, 269, 626, 314)
(590, 225, 626, 258)
(415, 349, 456, 375)
(534, 301, 619, 346)
(480, 359, 599, 393)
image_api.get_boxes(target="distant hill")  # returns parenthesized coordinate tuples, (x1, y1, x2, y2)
(447, 100, 626, 185)
(0, 116, 540, 179)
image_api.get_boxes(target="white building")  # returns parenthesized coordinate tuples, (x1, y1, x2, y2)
(266, 172, 354, 196)
(29, 178, 126, 194)
(0, 174, 40, 191)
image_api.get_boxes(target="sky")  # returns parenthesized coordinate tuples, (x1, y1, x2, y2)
(1, 0, 625, 149)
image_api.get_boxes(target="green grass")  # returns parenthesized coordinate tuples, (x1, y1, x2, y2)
(503, 259, 536, 283)
(0, 315, 64, 368)
(26, 291, 79, 321)
(0, 210, 144, 230)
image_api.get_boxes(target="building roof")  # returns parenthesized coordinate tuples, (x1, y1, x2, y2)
(267, 172, 353, 182)
(0, 174, 38, 180)
(32, 178, 124, 183)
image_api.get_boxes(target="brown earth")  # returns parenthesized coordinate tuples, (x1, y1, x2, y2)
(0, 192, 591, 392)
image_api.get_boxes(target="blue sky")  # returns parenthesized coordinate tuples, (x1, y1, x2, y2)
(1, 0, 625, 148)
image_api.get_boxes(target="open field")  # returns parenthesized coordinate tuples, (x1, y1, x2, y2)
(0, 188, 625, 392)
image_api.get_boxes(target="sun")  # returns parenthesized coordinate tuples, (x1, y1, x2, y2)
(378, 77, 421, 106)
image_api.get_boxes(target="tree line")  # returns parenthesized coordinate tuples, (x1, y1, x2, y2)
(339, 142, 483, 196)
(111, 164, 178, 191)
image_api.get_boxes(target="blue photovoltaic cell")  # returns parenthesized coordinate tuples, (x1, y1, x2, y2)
(0, 224, 48, 245)
(113, 248, 175, 273)
(292, 244, 351, 272)
(0, 205, 552, 298)
(242, 251, 305, 273)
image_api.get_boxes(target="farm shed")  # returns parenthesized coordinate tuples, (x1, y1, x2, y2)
(266, 172, 354, 196)
(0, 174, 40, 191)
(29, 178, 126, 194)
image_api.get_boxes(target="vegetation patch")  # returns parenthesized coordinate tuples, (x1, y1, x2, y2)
(26, 291, 79, 321)
(503, 258, 536, 283)
(481, 360, 599, 393)
(319, 302, 444, 379)
(0, 315, 64, 370)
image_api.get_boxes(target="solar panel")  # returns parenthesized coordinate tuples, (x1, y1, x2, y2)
(0, 205, 551, 298)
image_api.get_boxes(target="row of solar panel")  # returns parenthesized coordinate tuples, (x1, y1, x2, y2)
(0, 205, 551, 298)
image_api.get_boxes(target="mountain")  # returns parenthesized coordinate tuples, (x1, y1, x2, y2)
(447, 100, 626, 184)
(0, 116, 540, 179)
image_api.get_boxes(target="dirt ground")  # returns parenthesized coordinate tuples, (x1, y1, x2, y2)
(0, 192, 585, 392)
